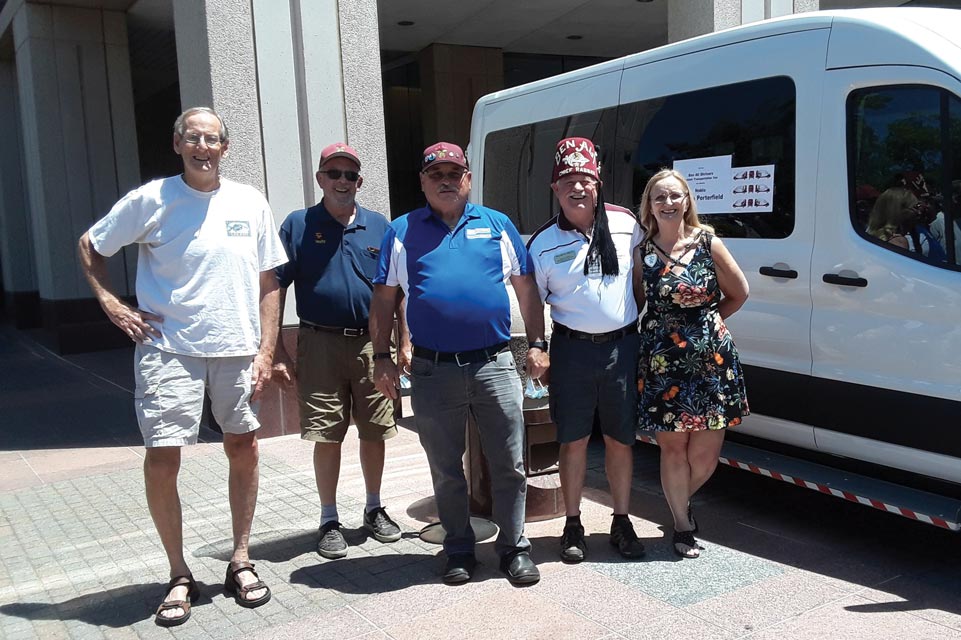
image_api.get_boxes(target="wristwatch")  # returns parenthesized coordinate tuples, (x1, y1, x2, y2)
(528, 341, 548, 352)
(372, 352, 393, 361)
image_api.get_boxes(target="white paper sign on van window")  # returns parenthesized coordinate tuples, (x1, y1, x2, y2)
(730, 164, 774, 212)
(673, 156, 733, 214)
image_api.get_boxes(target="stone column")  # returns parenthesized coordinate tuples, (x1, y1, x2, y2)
(419, 44, 503, 147)
(0, 59, 38, 328)
(12, 3, 140, 351)
(173, 0, 265, 193)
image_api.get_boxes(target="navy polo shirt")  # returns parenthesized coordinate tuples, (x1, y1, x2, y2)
(276, 201, 389, 328)
(374, 203, 532, 352)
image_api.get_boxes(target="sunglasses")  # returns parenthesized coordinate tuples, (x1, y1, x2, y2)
(319, 169, 360, 182)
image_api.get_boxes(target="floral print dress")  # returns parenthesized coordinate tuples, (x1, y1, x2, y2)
(637, 232, 749, 432)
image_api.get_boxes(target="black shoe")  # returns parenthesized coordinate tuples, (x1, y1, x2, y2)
(442, 553, 476, 585)
(500, 551, 540, 585)
(609, 517, 645, 559)
(559, 523, 587, 563)
(364, 506, 402, 543)
(672, 529, 702, 559)
(317, 521, 348, 559)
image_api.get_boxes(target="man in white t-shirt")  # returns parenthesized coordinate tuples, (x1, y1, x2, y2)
(527, 137, 646, 564)
(78, 107, 287, 627)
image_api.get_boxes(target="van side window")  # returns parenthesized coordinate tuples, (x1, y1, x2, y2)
(620, 76, 797, 239)
(483, 108, 617, 234)
(848, 85, 961, 268)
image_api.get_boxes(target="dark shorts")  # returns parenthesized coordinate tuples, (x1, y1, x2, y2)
(548, 330, 640, 445)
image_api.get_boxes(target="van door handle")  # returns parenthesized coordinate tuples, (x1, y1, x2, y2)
(822, 273, 868, 287)
(759, 266, 798, 279)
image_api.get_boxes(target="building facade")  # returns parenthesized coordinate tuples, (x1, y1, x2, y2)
(0, 0, 842, 352)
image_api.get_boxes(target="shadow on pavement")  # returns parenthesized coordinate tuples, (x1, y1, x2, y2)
(0, 580, 223, 627)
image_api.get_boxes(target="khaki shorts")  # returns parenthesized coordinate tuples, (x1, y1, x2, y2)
(296, 328, 397, 443)
(134, 344, 260, 448)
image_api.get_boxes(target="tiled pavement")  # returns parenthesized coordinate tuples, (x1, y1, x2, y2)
(3, 324, 961, 639)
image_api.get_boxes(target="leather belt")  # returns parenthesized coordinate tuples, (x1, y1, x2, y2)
(552, 321, 637, 344)
(299, 321, 367, 337)
(412, 341, 510, 366)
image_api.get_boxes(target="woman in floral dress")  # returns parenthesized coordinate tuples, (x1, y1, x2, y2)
(635, 169, 750, 558)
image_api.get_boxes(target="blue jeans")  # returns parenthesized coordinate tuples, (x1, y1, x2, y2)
(410, 350, 530, 558)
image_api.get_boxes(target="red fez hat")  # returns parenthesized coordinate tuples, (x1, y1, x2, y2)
(552, 137, 599, 183)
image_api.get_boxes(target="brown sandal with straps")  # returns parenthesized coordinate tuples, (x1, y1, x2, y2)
(224, 561, 271, 609)
(154, 574, 199, 627)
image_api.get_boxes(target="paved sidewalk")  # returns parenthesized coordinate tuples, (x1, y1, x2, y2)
(2, 324, 961, 639)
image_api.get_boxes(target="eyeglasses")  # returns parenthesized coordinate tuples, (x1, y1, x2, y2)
(652, 192, 688, 205)
(319, 169, 360, 182)
(182, 133, 223, 147)
(423, 170, 467, 182)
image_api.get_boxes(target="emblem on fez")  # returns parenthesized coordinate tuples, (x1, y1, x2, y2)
(336, 146, 346, 152)
(564, 150, 591, 169)
(438, 149, 449, 158)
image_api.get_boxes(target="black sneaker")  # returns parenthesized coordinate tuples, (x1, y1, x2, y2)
(317, 521, 348, 559)
(609, 517, 645, 559)
(560, 522, 587, 563)
(363, 507, 402, 543)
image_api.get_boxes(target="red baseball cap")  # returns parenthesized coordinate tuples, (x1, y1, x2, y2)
(320, 142, 361, 169)
(552, 137, 599, 183)
(421, 142, 468, 172)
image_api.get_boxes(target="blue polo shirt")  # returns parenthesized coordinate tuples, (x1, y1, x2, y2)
(276, 201, 389, 328)
(374, 203, 532, 352)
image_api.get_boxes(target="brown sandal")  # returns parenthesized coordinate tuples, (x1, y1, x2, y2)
(224, 561, 271, 609)
(154, 574, 199, 627)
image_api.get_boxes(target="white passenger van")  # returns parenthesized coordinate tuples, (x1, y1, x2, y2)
(469, 8, 961, 528)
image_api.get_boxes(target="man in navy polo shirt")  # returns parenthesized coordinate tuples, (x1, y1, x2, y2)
(274, 143, 409, 559)
(369, 141, 550, 586)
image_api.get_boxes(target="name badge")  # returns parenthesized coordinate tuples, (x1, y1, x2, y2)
(644, 253, 658, 267)
(466, 227, 492, 239)
(554, 250, 577, 264)
(226, 221, 251, 237)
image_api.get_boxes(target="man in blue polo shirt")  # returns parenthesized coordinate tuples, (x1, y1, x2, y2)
(274, 143, 408, 559)
(369, 141, 549, 586)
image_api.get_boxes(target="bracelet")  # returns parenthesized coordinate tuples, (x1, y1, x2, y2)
(528, 341, 548, 352)
(372, 352, 393, 361)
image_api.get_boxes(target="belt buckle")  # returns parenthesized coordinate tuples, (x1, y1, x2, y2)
(343, 328, 363, 337)
(590, 333, 605, 344)
(454, 351, 470, 367)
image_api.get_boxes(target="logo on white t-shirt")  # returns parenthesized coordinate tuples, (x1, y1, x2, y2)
(226, 221, 251, 237)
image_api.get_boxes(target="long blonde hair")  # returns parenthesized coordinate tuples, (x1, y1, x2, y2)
(866, 187, 917, 242)
(638, 169, 714, 237)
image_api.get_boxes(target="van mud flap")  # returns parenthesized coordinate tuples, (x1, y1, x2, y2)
(637, 432, 961, 531)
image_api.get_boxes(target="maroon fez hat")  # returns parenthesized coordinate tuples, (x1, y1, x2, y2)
(552, 137, 599, 183)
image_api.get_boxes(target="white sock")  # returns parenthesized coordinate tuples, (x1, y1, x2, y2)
(321, 504, 339, 526)
(365, 493, 382, 513)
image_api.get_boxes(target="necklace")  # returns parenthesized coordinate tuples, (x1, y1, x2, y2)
(652, 231, 701, 268)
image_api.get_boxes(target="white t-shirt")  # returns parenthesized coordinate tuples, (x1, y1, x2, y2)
(527, 203, 644, 333)
(89, 176, 288, 357)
